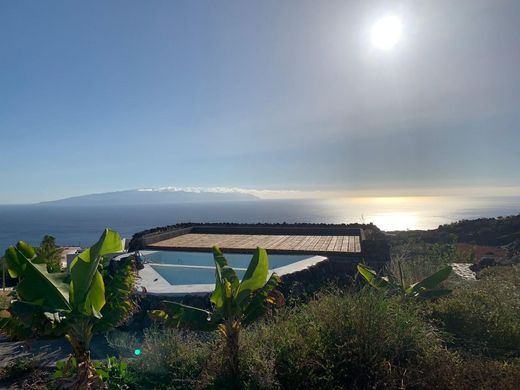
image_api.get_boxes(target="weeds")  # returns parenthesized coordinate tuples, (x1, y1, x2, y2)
(431, 265, 520, 358)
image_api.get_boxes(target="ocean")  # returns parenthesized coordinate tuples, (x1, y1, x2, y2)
(0, 196, 519, 253)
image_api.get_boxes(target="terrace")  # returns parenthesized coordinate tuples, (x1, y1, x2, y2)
(131, 225, 368, 296)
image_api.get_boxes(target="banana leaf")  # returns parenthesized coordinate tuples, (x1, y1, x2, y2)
(210, 246, 239, 309)
(416, 289, 452, 300)
(357, 263, 394, 290)
(5, 244, 71, 312)
(69, 228, 123, 317)
(406, 266, 452, 295)
(236, 247, 269, 305)
(4, 245, 28, 278)
(243, 272, 281, 325)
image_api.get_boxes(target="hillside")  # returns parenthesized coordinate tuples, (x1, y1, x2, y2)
(38, 189, 258, 206)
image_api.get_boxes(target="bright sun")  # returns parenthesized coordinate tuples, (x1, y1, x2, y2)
(370, 15, 403, 50)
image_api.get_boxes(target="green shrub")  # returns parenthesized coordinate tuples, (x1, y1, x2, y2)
(389, 241, 469, 285)
(233, 288, 445, 389)
(36, 235, 62, 273)
(431, 265, 520, 358)
(110, 327, 212, 390)
(106, 287, 520, 389)
(94, 255, 139, 333)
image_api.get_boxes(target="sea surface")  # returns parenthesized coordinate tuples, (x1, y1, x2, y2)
(0, 196, 519, 253)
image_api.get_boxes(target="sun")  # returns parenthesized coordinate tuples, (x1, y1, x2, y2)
(370, 15, 403, 50)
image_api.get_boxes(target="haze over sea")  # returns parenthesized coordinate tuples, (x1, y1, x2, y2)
(1, 195, 519, 253)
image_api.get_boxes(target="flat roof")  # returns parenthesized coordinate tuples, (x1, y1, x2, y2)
(147, 233, 361, 255)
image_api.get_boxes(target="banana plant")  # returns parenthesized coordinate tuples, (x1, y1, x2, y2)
(151, 246, 282, 380)
(1, 228, 123, 389)
(357, 262, 452, 300)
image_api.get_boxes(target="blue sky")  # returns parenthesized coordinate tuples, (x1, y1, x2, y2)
(1, 0, 520, 203)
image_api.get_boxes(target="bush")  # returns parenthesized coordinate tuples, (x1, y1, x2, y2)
(109, 326, 212, 390)
(106, 287, 520, 389)
(431, 265, 520, 358)
(232, 288, 445, 389)
(94, 255, 139, 333)
(388, 240, 471, 286)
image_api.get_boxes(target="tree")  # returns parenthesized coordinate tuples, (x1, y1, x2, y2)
(2, 229, 124, 389)
(152, 246, 282, 382)
(36, 235, 63, 273)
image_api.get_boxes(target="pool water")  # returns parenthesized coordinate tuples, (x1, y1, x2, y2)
(141, 250, 313, 286)
(150, 265, 247, 285)
(142, 250, 310, 269)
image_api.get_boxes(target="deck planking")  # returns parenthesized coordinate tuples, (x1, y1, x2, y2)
(148, 233, 361, 254)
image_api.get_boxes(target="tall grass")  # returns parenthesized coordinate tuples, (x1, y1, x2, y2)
(431, 265, 520, 358)
(109, 326, 212, 390)
(223, 288, 445, 389)
(107, 279, 520, 389)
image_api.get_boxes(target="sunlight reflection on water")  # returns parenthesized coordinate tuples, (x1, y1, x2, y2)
(0, 195, 518, 251)
(317, 195, 520, 231)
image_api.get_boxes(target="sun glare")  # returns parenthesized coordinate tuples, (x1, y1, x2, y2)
(370, 15, 403, 50)
(369, 212, 418, 231)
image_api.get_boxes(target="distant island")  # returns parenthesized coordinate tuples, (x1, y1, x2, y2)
(38, 188, 259, 206)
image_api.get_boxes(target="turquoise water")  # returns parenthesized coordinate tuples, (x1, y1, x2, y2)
(145, 251, 312, 285)
(144, 250, 310, 269)
(150, 265, 247, 285)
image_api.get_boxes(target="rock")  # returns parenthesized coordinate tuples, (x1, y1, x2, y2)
(470, 256, 496, 272)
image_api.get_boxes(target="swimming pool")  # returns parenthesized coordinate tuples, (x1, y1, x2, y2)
(136, 250, 328, 294)
(143, 250, 311, 268)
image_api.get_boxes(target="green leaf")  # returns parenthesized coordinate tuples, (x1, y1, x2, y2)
(417, 289, 452, 300)
(152, 301, 218, 331)
(357, 263, 393, 290)
(243, 272, 281, 325)
(407, 266, 452, 294)
(69, 228, 122, 316)
(210, 247, 239, 309)
(4, 245, 28, 278)
(16, 265, 71, 311)
(85, 271, 105, 319)
(236, 248, 269, 305)
(7, 244, 71, 312)
(212, 246, 229, 268)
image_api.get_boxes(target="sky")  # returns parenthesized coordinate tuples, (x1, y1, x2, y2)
(1, 0, 520, 204)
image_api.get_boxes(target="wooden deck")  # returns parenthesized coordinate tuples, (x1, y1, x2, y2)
(148, 233, 362, 255)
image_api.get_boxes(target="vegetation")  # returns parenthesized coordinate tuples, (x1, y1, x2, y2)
(3, 217, 520, 389)
(108, 327, 212, 389)
(431, 265, 520, 359)
(357, 262, 452, 299)
(152, 246, 281, 383)
(1, 229, 124, 389)
(395, 213, 520, 246)
(94, 254, 139, 333)
(36, 234, 63, 273)
(54, 356, 132, 390)
(108, 286, 520, 389)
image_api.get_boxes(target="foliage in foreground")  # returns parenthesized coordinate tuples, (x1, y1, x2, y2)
(116, 288, 520, 389)
(55, 356, 132, 390)
(431, 265, 520, 359)
(108, 327, 212, 389)
(1, 229, 124, 389)
(357, 262, 452, 299)
(94, 255, 139, 333)
(152, 246, 281, 381)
